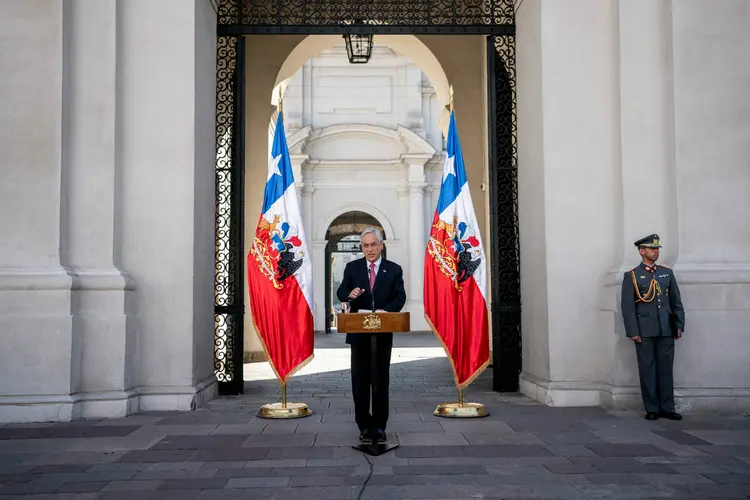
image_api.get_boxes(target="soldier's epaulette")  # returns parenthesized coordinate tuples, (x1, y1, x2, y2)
(659, 265, 672, 270)
(626, 265, 638, 273)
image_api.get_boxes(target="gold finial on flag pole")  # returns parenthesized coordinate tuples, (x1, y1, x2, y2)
(278, 86, 283, 114)
(449, 84, 454, 112)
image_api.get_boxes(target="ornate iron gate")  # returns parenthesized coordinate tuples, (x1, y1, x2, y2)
(213, 0, 520, 394)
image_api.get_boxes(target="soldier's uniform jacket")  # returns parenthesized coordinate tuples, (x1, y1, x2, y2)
(621, 263, 685, 338)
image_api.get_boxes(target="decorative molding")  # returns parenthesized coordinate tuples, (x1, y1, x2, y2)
(286, 123, 437, 158)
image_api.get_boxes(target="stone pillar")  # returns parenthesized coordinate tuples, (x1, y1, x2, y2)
(117, 0, 217, 410)
(0, 0, 75, 422)
(600, 0, 677, 410)
(403, 154, 431, 330)
(517, 0, 621, 406)
(61, 0, 137, 418)
(666, 0, 750, 412)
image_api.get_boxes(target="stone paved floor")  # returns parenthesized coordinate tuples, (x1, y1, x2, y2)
(1, 332, 750, 499)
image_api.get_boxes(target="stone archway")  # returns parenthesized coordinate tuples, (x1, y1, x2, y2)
(272, 35, 453, 132)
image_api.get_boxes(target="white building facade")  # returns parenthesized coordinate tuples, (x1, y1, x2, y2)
(1, 0, 748, 422)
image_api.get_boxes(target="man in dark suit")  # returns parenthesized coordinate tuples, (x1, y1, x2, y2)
(621, 234, 686, 421)
(336, 227, 406, 444)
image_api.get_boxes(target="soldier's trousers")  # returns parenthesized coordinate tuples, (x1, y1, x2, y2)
(634, 336, 675, 413)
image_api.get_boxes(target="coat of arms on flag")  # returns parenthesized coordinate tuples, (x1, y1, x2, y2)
(247, 110, 314, 386)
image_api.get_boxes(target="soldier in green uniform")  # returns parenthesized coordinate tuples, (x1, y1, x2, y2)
(621, 234, 686, 421)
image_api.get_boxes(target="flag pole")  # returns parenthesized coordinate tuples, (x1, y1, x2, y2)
(256, 85, 312, 420)
(431, 84, 489, 419)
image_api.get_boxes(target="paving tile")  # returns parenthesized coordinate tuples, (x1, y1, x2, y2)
(653, 430, 713, 446)
(462, 432, 543, 445)
(586, 443, 673, 457)
(242, 433, 315, 447)
(391, 464, 487, 475)
(191, 447, 269, 462)
(68, 436, 164, 452)
(129, 425, 217, 437)
(696, 445, 750, 457)
(584, 472, 714, 484)
(29, 464, 93, 474)
(225, 476, 290, 488)
(290, 475, 345, 486)
(151, 434, 248, 450)
(394, 446, 467, 458)
(463, 444, 553, 457)
(687, 430, 750, 445)
(545, 445, 599, 457)
(546, 463, 599, 474)
(56, 480, 109, 492)
(702, 473, 750, 484)
(264, 446, 333, 459)
(100, 491, 201, 500)
(117, 450, 197, 463)
(534, 430, 606, 445)
(158, 478, 228, 489)
(102, 480, 162, 491)
(209, 423, 267, 435)
(134, 469, 217, 480)
(395, 432, 468, 446)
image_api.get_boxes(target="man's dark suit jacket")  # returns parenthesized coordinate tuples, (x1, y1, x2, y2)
(336, 258, 407, 345)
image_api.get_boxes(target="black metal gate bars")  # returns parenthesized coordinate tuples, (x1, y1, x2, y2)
(213, 0, 521, 394)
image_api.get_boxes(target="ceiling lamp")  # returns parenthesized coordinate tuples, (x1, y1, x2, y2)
(343, 24, 374, 64)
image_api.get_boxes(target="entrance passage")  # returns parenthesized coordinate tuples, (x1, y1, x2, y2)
(324, 211, 386, 333)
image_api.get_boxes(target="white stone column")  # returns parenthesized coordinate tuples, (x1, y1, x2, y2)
(312, 241, 327, 331)
(665, 0, 750, 412)
(0, 0, 75, 423)
(61, 0, 138, 418)
(403, 154, 431, 330)
(118, 0, 217, 411)
(517, 0, 621, 407)
(599, 0, 677, 410)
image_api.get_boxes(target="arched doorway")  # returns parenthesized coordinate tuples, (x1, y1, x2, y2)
(323, 211, 386, 333)
(212, 3, 520, 395)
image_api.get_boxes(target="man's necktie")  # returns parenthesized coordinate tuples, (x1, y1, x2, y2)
(369, 262, 376, 291)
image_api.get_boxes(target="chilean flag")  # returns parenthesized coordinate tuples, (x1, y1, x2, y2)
(247, 112, 314, 383)
(423, 110, 490, 389)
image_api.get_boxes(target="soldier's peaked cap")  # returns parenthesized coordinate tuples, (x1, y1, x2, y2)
(634, 234, 662, 248)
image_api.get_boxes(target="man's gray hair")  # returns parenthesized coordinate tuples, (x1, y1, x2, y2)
(360, 227, 384, 243)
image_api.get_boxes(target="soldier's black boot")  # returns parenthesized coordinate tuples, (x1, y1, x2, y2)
(645, 412, 659, 420)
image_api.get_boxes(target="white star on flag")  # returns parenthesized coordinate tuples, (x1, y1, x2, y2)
(442, 153, 456, 181)
(267, 154, 282, 180)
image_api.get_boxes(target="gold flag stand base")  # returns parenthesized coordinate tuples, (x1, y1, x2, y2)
(433, 388, 489, 418)
(257, 383, 312, 419)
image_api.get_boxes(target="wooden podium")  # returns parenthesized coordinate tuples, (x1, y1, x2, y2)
(336, 312, 410, 334)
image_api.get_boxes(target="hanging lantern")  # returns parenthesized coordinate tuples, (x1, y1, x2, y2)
(343, 30, 374, 64)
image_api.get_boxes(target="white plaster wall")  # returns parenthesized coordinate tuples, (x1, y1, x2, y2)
(0, 0, 77, 422)
(118, 0, 216, 410)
